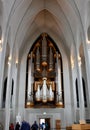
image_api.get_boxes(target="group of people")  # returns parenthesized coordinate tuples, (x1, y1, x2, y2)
(9, 120, 39, 130)
(9, 120, 49, 130)
(39, 122, 49, 130)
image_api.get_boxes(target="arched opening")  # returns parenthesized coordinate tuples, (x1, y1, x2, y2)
(25, 33, 64, 108)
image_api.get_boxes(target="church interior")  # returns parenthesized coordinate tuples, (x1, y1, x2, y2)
(0, 0, 90, 130)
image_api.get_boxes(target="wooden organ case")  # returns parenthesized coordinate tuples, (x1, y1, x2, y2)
(25, 33, 64, 108)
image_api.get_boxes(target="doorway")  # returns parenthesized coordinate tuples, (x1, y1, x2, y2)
(39, 118, 50, 130)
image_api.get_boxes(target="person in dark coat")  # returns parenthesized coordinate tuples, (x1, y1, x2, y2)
(20, 120, 30, 130)
(31, 121, 38, 130)
(15, 122, 20, 130)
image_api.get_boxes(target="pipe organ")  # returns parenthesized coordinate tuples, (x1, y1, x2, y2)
(26, 33, 64, 108)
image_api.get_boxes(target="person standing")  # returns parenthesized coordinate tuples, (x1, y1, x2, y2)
(15, 122, 20, 130)
(20, 120, 30, 130)
(31, 121, 38, 130)
(9, 123, 14, 130)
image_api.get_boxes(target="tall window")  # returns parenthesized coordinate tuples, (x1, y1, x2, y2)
(75, 78, 79, 108)
(2, 78, 14, 108)
(2, 78, 7, 108)
(11, 79, 14, 108)
(75, 78, 87, 108)
(82, 78, 87, 107)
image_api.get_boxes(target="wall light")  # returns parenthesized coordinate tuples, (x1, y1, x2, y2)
(8, 56, 12, 65)
(0, 40, 2, 44)
(87, 40, 90, 44)
(71, 55, 74, 69)
(16, 60, 18, 67)
(86, 37, 90, 44)
(78, 56, 81, 67)
(43, 112, 46, 115)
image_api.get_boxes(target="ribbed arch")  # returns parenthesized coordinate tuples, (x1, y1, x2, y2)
(18, 9, 68, 52)
(15, 8, 74, 58)
(11, 0, 77, 55)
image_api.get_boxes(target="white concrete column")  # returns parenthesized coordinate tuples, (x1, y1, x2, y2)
(12, 59, 19, 123)
(88, 49, 90, 66)
(0, 37, 3, 62)
(0, 37, 7, 108)
(71, 68, 77, 122)
(87, 46, 90, 117)
(0, 51, 1, 62)
(77, 56, 85, 120)
(5, 52, 13, 130)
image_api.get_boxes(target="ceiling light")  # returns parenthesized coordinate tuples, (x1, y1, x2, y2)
(43, 112, 46, 115)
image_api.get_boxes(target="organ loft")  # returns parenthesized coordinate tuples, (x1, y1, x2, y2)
(25, 33, 64, 108)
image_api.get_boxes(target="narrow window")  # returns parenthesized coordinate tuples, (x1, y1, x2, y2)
(2, 78, 7, 108)
(76, 78, 79, 108)
(87, 26, 90, 42)
(2, 78, 14, 108)
(82, 78, 87, 107)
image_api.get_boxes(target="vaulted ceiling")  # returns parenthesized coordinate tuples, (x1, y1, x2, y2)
(0, 0, 89, 58)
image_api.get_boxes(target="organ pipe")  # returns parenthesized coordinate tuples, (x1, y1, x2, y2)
(27, 53, 32, 101)
(56, 52, 62, 103)
(36, 46, 40, 71)
(42, 78, 47, 102)
(48, 84, 54, 101)
(49, 47, 54, 71)
(42, 35, 47, 66)
(35, 84, 41, 101)
(26, 33, 64, 107)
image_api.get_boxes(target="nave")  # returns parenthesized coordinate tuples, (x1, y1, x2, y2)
(0, 0, 90, 130)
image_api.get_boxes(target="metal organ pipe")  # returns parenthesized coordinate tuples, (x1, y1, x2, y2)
(42, 78, 47, 102)
(56, 53, 62, 103)
(49, 84, 54, 101)
(35, 84, 41, 101)
(49, 47, 53, 71)
(27, 53, 32, 101)
(36, 46, 40, 71)
(42, 35, 47, 66)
